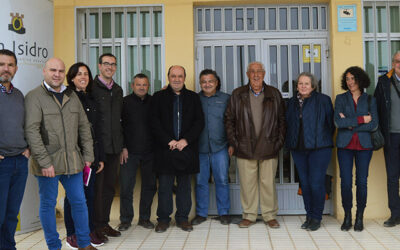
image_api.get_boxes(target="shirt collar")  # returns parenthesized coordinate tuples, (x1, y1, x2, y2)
(249, 84, 264, 97)
(0, 82, 14, 94)
(43, 81, 67, 93)
(395, 73, 400, 82)
(98, 75, 114, 90)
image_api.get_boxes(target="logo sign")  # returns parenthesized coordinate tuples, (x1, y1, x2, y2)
(9, 12, 26, 34)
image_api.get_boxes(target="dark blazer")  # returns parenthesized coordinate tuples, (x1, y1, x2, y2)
(334, 91, 378, 149)
(151, 85, 204, 175)
(285, 91, 334, 150)
(91, 76, 124, 154)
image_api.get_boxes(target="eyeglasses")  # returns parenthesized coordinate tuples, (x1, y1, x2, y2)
(102, 62, 117, 67)
(248, 70, 265, 74)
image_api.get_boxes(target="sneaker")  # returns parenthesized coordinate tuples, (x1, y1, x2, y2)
(66, 234, 78, 249)
(90, 232, 104, 247)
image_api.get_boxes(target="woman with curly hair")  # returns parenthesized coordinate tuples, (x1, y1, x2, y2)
(334, 66, 378, 232)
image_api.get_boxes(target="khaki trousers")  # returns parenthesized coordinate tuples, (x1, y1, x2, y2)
(237, 157, 278, 222)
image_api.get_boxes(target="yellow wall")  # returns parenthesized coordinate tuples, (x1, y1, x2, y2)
(54, 0, 390, 220)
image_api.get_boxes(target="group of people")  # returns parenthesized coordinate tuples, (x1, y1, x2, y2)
(1, 47, 400, 250)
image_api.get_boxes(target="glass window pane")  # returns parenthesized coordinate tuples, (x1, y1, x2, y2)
(141, 11, 150, 37)
(141, 45, 151, 89)
(236, 9, 244, 31)
(247, 8, 255, 31)
(197, 9, 202, 32)
(89, 46, 99, 75)
(364, 6, 373, 33)
(365, 41, 375, 94)
(291, 45, 300, 95)
(302, 7, 310, 30)
(378, 41, 388, 73)
(313, 45, 321, 91)
(226, 46, 234, 93)
(214, 9, 222, 31)
(115, 46, 121, 85)
(225, 9, 233, 31)
(237, 46, 245, 84)
(154, 45, 162, 92)
(248, 45, 255, 63)
(154, 11, 162, 37)
(321, 7, 326, 29)
(270, 45, 277, 88)
(90, 13, 99, 39)
(312, 7, 318, 29)
(269, 8, 276, 30)
(279, 8, 287, 30)
(281, 45, 288, 93)
(127, 12, 137, 38)
(392, 41, 400, 58)
(302, 44, 310, 72)
(115, 12, 124, 38)
(204, 46, 212, 69)
(128, 45, 138, 94)
(215, 46, 223, 88)
(377, 6, 387, 33)
(103, 46, 112, 54)
(205, 9, 211, 31)
(258, 8, 265, 30)
(102, 12, 111, 38)
(290, 8, 298, 30)
(390, 6, 400, 33)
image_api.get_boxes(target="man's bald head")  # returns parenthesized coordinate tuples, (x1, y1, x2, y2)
(43, 57, 66, 92)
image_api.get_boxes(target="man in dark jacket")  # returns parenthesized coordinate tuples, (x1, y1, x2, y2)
(225, 61, 286, 229)
(151, 65, 204, 233)
(374, 51, 400, 227)
(118, 73, 157, 231)
(91, 53, 123, 238)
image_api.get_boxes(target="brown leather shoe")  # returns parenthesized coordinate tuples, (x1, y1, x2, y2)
(78, 245, 97, 250)
(265, 219, 280, 228)
(155, 221, 169, 233)
(102, 224, 121, 237)
(238, 219, 255, 228)
(177, 221, 193, 232)
(94, 228, 108, 243)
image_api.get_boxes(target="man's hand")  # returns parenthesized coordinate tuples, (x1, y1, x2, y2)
(0, 155, 4, 160)
(42, 165, 55, 177)
(364, 114, 372, 123)
(85, 161, 92, 168)
(228, 146, 234, 157)
(176, 139, 188, 151)
(22, 148, 30, 158)
(120, 148, 129, 165)
(339, 112, 345, 118)
(96, 161, 104, 174)
(168, 140, 178, 150)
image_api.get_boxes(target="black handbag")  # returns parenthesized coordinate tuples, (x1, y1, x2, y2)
(367, 95, 384, 150)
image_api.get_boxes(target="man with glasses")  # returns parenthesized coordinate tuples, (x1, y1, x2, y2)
(91, 53, 124, 240)
(375, 51, 400, 227)
(225, 61, 286, 229)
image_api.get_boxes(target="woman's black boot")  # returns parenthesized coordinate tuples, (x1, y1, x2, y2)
(354, 209, 364, 232)
(307, 218, 321, 231)
(341, 210, 352, 231)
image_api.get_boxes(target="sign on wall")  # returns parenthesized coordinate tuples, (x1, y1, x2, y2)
(337, 5, 357, 32)
(1, 0, 54, 234)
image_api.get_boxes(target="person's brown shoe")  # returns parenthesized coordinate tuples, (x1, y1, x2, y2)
(191, 215, 207, 225)
(138, 219, 155, 229)
(94, 229, 108, 243)
(78, 245, 97, 250)
(265, 219, 280, 228)
(102, 224, 121, 237)
(155, 221, 169, 233)
(176, 221, 193, 232)
(238, 219, 255, 228)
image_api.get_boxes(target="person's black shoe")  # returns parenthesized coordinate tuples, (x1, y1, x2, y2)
(307, 218, 321, 231)
(191, 215, 207, 225)
(301, 217, 311, 229)
(117, 223, 131, 231)
(138, 219, 155, 229)
(220, 215, 230, 225)
(341, 210, 352, 231)
(383, 216, 400, 227)
(354, 210, 364, 232)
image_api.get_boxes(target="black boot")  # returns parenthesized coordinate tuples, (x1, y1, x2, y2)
(354, 209, 364, 232)
(307, 218, 321, 231)
(301, 217, 311, 229)
(341, 210, 352, 231)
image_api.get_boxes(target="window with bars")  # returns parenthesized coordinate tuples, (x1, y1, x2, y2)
(76, 6, 164, 95)
(195, 5, 327, 33)
(363, 1, 400, 94)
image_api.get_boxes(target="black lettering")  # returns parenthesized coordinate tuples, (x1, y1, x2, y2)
(42, 48, 48, 58)
(25, 42, 28, 56)
(29, 42, 37, 57)
(0, 42, 4, 50)
(18, 44, 24, 55)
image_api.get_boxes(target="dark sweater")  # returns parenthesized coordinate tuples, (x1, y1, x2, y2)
(0, 87, 27, 156)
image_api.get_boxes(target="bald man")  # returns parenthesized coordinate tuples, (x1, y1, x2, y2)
(25, 58, 96, 250)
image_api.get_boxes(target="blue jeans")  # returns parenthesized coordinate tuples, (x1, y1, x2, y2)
(291, 148, 331, 221)
(37, 172, 90, 250)
(64, 168, 96, 235)
(0, 155, 28, 250)
(196, 148, 230, 217)
(384, 133, 400, 217)
(337, 149, 372, 211)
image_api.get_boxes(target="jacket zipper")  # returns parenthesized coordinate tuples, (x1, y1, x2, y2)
(59, 103, 69, 175)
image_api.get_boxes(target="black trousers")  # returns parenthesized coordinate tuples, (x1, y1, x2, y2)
(384, 133, 400, 217)
(94, 153, 119, 228)
(119, 153, 156, 223)
(157, 174, 191, 224)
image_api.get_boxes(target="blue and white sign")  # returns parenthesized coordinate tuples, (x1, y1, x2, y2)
(337, 5, 357, 32)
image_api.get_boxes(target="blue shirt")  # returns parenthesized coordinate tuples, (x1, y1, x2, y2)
(198, 90, 230, 153)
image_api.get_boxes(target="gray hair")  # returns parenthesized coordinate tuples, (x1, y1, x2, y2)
(392, 51, 400, 63)
(296, 72, 318, 90)
(247, 61, 266, 72)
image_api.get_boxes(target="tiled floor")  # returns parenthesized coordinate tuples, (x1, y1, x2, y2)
(15, 215, 400, 250)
